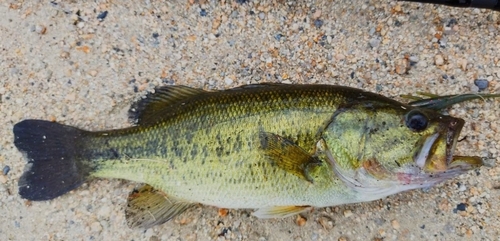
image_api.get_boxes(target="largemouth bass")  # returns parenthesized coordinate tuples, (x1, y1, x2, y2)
(13, 84, 496, 228)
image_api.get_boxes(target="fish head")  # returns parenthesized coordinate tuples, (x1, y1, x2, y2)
(320, 100, 482, 196)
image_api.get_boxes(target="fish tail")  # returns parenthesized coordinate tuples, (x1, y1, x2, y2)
(13, 119, 94, 201)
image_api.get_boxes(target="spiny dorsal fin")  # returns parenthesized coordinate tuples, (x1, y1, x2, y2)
(129, 85, 206, 125)
(254, 206, 311, 219)
(259, 132, 322, 183)
(125, 184, 194, 229)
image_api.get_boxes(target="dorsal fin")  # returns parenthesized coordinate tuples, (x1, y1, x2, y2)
(128, 85, 206, 125)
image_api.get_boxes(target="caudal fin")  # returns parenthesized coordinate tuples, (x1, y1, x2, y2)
(13, 120, 93, 201)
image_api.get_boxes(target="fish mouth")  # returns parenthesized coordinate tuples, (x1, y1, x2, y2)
(417, 117, 483, 173)
(445, 117, 464, 167)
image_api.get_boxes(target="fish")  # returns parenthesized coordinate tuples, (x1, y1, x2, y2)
(13, 83, 498, 229)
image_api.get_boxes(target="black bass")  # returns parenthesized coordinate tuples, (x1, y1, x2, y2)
(13, 84, 496, 228)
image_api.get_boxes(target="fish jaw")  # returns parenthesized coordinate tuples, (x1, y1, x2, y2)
(420, 116, 483, 174)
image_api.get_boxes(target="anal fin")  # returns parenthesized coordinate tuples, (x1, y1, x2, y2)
(260, 132, 322, 182)
(125, 184, 194, 229)
(254, 206, 311, 219)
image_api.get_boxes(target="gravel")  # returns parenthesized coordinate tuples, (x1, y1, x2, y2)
(1, 1, 499, 240)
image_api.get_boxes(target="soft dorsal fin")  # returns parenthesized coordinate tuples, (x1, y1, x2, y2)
(125, 184, 194, 229)
(259, 132, 323, 183)
(128, 85, 206, 125)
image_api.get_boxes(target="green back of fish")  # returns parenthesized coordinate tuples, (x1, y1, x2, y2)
(83, 84, 404, 208)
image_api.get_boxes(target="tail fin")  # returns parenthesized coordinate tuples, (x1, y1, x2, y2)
(13, 120, 93, 201)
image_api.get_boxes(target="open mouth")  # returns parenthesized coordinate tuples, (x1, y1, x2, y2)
(415, 117, 483, 172)
(444, 118, 483, 169)
(445, 118, 464, 166)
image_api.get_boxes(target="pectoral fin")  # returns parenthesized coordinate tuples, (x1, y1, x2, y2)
(125, 184, 194, 229)
(259, 132, 322, 183)
(254, 206, 311, 219)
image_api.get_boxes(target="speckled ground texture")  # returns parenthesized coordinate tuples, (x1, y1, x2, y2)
(1, 0, 499, 240)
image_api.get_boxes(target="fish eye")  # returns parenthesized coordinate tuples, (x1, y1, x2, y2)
(405, 110, 428, 132)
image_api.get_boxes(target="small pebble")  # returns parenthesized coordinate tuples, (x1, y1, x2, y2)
(446, 18, 458, 27)
(317, 216, 334, 230)
(393, 4, 402, 13)
(224, 77, 234, 85)
(408, 55, 419, 64)
(343, 209, 353, 217)
(60, 51, 70, 59)
(178, 217, 192, 225)
(34, 25, 47, 34)
(439, 38, 447, 48)
(459, 59, 467, 70)
(200, 9, 207, 17)
(230, 10, 238, 18)
(474, 79, 489, 91)
(258, 12, 265, 20)
(312, 10, 322, 19)
(97, 11, 108, 21)
(0, 175, 7, 184)
(456, 203, 467, 211)
(458, 183, 467, 192)
(295, 215, 307, 226)
(470, 84, 479, 92)
(369, 38, 380, 48)
(2, 165, 10, 175)
(218, 208, 228, 217)
(435, 54, 444, 66)
(391, 219, 400, 229)
(90, 221, 102, 233)
(395, 58, 409, 75)
(483, 158, 495, 167)
(314, 19, 323, 28)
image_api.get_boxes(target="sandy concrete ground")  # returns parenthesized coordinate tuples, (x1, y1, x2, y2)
(0, 0, 499, 240)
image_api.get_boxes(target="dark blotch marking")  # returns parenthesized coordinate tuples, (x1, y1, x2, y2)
(190, 147, 198, 158)
(216, 146, 224, 157)
(185, 132, 194, 143)
(394, 160, 401, 167)
(110, 148, 120, 159)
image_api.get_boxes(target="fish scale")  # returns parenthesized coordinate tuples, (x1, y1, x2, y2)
(87, 86, 350, 208)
